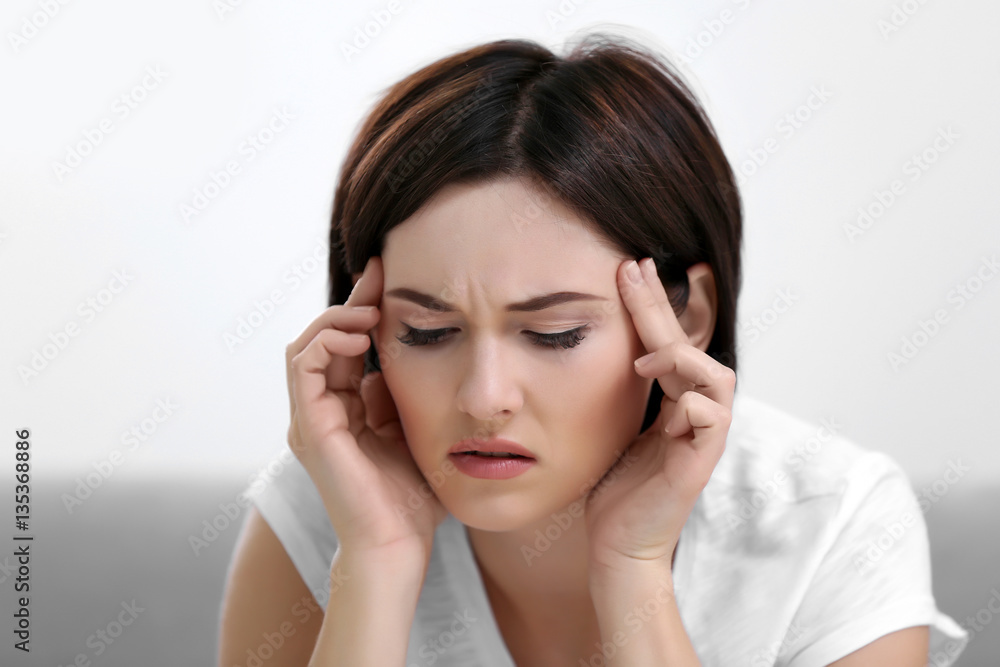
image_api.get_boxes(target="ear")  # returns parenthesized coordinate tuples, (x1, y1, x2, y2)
(676, 262, 717, 353)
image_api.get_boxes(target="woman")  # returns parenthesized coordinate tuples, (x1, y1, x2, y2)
(219, 32, 968, 666)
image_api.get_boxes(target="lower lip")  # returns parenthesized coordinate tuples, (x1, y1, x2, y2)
(448, 453, 536, 479)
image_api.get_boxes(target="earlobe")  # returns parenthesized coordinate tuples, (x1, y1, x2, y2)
(677, 262, 718, 352)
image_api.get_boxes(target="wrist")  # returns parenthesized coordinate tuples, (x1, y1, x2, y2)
(334, 542, 429, 585)
(589, 554, 675, 601)
(589, 548, 673, 582)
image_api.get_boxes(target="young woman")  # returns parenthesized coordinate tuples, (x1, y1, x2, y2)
(218, 32, 968, 666)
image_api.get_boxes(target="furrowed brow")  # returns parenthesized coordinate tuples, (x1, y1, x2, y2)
(384, 288, 608, 313)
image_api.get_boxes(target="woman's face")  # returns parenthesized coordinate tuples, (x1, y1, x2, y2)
(374, 177, 655, 532)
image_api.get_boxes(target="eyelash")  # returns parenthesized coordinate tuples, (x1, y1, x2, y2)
(396, 324, 591, 350)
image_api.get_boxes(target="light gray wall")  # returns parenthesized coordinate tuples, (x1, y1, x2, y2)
(4, 0, 996, 487)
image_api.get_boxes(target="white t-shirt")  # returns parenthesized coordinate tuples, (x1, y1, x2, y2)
(249, 390, 970, 666)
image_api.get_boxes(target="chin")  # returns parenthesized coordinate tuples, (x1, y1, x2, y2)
(438, 486, 550, 533)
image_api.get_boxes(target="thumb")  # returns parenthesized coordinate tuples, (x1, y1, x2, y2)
(360, 371, 402, 436)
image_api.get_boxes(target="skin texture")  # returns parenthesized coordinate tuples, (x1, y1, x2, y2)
(335, 176, 930, 664)
(366, 176, 720, 660)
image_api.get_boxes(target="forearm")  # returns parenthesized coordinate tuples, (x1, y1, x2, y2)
(309, 545, 427, 666)
(589, 559, 700, 667)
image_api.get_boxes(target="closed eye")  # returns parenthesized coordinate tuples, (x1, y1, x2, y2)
(396, 324, 590, 350)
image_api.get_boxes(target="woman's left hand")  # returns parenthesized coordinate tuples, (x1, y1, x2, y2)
(585, 257, 736, 575)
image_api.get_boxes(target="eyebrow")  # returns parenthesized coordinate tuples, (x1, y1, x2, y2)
(384, 288, 608, 313)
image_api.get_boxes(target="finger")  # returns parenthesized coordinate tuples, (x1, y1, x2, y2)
(618, 257, 689, 355)
(359, 370, 401, 435)
(284, 256, 384, 417)
(344, 255, 384, 309)
(658, 391, 730, 500)
(329, 255, 384, 386)
(289, 327, 371, 437)
(284, 307, 380, 418)
(286, 256, 382, 359)
(634, 340, 737, 408)
(662, 390, 732, 459)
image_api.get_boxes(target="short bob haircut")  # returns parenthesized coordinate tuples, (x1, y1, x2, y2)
(327, 31, 743, 434)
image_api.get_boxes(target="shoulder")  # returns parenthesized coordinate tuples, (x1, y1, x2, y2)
(699, 391, 917, 544)
(247, 449, 341, 611)
(679, 393, 970, 667)
(713, 391, 904, 500)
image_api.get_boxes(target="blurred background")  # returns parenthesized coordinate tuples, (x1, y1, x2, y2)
(1, 0, 998, 664)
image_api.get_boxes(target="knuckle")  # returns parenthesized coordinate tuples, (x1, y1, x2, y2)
(716, 365, 737, 387)
(666, 340, 686, 358)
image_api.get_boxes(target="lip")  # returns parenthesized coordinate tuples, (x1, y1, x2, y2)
(448, 453, 536, 480)
(447, 438, 536, 459)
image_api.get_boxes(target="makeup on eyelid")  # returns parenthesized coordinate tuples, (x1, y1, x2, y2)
(395, 323, 592, 350)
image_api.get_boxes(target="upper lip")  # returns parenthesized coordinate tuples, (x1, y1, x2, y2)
(448, 438, 536, 459)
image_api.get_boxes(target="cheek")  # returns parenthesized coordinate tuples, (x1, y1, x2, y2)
(375, 339, 446, 458)
(559, 326, 651, 442)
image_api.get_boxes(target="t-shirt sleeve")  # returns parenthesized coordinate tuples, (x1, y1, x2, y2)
(779, 451, 969, 667)
(249, 447, 340, 611)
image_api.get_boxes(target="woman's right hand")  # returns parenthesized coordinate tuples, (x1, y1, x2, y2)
(285, 255, 446, 563)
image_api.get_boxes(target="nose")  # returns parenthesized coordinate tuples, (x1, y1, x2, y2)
(454, 337, 523, 424)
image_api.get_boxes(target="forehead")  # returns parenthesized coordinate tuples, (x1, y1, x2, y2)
(382, 178, 625, 292)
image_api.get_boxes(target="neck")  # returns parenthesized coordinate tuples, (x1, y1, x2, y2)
(464, 498, 681, 612)
(465, 497, 594, 612)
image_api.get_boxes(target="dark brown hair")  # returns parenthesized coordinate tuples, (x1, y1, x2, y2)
(327, 31, 742, 433)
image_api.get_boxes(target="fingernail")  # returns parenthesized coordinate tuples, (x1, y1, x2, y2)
(626, 260, 642, 285)
(634, 352, 654, 367)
